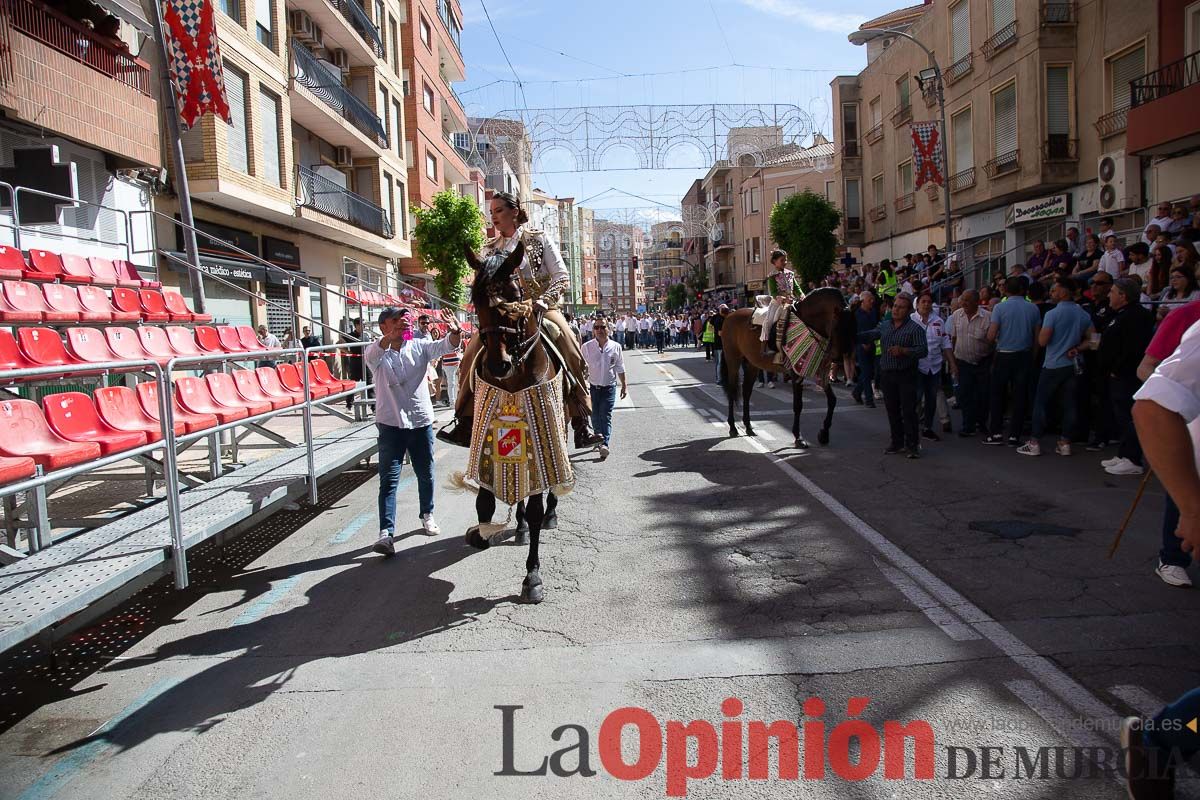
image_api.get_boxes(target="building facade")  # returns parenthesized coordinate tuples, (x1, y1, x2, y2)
(593, 220, 644, 314)
(646, 221, 685, 308)
(577, 206, 599, 309)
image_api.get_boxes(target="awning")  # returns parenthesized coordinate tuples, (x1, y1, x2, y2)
(164, 252, 307, 286)
(94, 0, 154, 35)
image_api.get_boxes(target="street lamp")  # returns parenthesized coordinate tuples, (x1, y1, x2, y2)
(848, 26, 954, 256)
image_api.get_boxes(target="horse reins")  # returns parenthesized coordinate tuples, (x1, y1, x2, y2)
(478, 277, 543, 370)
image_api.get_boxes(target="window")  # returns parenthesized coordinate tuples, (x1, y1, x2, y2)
(1045, 65, 1072, 157)
(423, 84, 435, 114)
(992, 81, 1017, 157)
(749, 237, 761, 263)
(382, 169, 394, 232)
(402, 69, 410, 96)
(224, 63, 249, 173)
(1188, 2, 1200, 55)
(845, 178, 861, 228)
(897, 75, 911, 110)
(404, 139, 413, 165)
(899, 161, 914, 194)
(255, 0, 272, 48)
(777, 186, 796, 203)
(420, 16, 431, 49)
(389, 16, 399, 75)
(842, 103, 859, 155)
(217, 0, 239, 21)
(258, 88, 281, 186)
(993, 0, 1015, 30)
(872, 174, 884, 206)
(392, 100, 403, 156)
(1108, 44, 1146, 112)
(824, 180, 835, 201)
(425, 151, 437, 180)
(744, 186, 760, 213)
(952, 107, 973, 173)
(378, 85, 389, 145)
(951, 1, 970, 62)
(869, 97, 881, 127)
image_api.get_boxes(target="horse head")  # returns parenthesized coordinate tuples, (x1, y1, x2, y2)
(467, 241, 529, 380)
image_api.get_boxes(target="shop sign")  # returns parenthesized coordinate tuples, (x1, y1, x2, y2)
(1008, 194, 1070, 226)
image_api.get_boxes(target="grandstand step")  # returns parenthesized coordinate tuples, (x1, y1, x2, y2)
(0, 422, 378, 656)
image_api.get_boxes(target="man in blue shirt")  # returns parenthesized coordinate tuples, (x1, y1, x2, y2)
(860, 293, 928, 458)
(983, 276, 1043, 445)
(1018, 277, 1096, 456)
(851, 290, 880, 408)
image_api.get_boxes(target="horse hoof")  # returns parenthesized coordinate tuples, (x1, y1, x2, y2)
(818, 429, 830, 446)
(542, 514, 558, 530)
(795, 438, 810, 449)
(728, 427, 739, 438)
(465, 527, 490, 550)
(746, 428, 756, 437)
(519, 571, 544, 604)
(513, 530, 528, 546)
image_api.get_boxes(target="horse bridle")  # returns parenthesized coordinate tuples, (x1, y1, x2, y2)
(477, 271, 544, 370)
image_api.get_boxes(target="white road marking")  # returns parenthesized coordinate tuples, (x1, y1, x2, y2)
(873, 558, 981, 642)
(649, 385, 691, 409)
(1108, 685, 1166, 716)
(1004, 679, 1115, 752)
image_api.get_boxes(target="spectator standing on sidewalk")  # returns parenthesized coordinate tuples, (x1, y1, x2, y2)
(852, 290, 880, 409)
(440, 337, 462, 409)
(983, 277, 1042, 446)
(912, 291, 956, 442)
(948, 290, 992, 437)
(710, 305, 728, 385)
(256, 325, 281, 368)
(862, 293, 928, 458)
(652, 314, 666, 353)
(581, 319, 627, 461)
(1100, 278, 1156, 476)
(368, 307, 461, 555)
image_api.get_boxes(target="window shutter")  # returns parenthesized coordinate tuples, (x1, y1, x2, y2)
(1110, 46, 1145, 112)
(258, 88, 280, 186)
(993, 84, 1017, 156)
(952, 109, 973, 172)
(951, 2, 970, 62)
(1046, 66, 1070, 135)
(225, 64, 248, 173)
(992, 0, 1014, 29)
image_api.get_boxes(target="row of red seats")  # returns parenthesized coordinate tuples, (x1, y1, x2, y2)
(0, 281, 210, 324)
(0, 361, 356, 475)
(0, 324, 304, 372)
(0, 246, 158, 289)
(346, 289, 433, 309)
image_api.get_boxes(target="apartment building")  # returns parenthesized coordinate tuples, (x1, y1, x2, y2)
(832, 0, 1171, 283)
(556, 197, 581, 306)
(646, 221, 685, 307)
(470, 116, 534, 204)
(593, 220, 644, 314)
(680, 179, 711, 300)
(156, 0, 413, 333)
(577, 206, 599, 309)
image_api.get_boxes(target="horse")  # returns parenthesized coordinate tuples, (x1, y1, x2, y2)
(459, 241, 560, 604)
(718, 287, 855, 448)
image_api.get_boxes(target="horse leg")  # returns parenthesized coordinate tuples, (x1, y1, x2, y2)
(514, 499, 528, 545)
(742, 364, 756, 437)
(725, 355, 740, 438)
(818, 380, 836, 446)
(520, 493, 546, 604)
(542, 491, 558, 530)
(467, 490, 498, 549)
(793, 378, 809, 449)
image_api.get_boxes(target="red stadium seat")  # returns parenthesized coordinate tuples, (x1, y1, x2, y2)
(42, 283, 107, 322)
(136, 326, 175, 363)
(277, 361, 329, 398)
(236, 325, 262, 351)
(137, 289, 172, 323)
(216, 326, 248, 352)
(205, 372, 272, 416)
(0, 329, 34, 372)
(309, 359, 355, 393)
(162, 290, 212, 323)
(94, 385, 185, 442)
(64, 327, 119, 365)
(0, 455, 35, 485)
(4, 282, 74, 321)
(24, 250, 63, 283)
(0, 398, 100, 470)
(114, 259, 159, 289)
(0, 246, 28, 280)
(233, 368, 290, 410)
(0, 284, 42, 323)
(17, 328, 79, 368)
(86, 257, 122, 287)
(43, 392, 147, 456)
(111, 287, 147, 321)
(346, 289, 359, 304)
(136, 381, 216, 434)
(165, 326, 205, 358)
(78, 285, 141, 322)
(58, 253, 95, 285)
(104, 327, 153, 363)
(256, 366, 304, 405)
(176, 376, 248, 424)
(193, 325, 225, 354)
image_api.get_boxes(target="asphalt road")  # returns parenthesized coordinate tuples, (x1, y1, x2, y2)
(1, 345, 1198, 799)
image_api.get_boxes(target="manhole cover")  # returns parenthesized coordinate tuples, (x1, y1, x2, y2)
(969, 520, 1080, 540)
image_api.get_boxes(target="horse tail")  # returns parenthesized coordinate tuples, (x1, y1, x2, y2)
(833, 304, 856, 359)
(447, 471, 481, 494)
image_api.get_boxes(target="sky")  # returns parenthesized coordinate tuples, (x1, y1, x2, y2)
(454, 0, 904, 220)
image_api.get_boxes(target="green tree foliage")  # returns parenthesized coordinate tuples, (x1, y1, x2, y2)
(768, 190, 842, 287)
(665, 283, 687, 310)
(686, 262, 708, 296)
(411, 190, 485, 306)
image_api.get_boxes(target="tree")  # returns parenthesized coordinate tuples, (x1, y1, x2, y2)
(686, 261, 708, 296)
(665, 283, 687, 310)
(769, 190, 842, 287)
(411, 190, 485, 306)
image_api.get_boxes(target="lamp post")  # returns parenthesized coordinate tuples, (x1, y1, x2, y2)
(848, 27, 954, 256)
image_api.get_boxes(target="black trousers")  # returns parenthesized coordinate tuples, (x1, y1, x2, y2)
(988, 350, 1034, 440)
(881, 367, 920, 450)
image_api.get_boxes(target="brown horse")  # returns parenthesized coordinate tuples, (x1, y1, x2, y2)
(719, 287, 855, 447)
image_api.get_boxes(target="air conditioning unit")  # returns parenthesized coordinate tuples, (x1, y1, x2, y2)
(334, 146, 353, 167)
(289, 11, 323, 46)
(330, 48, 350, 72)
(1098, 150, 1141, 212)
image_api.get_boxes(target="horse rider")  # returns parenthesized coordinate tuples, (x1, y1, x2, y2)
(437, 191, 606, 450)
(760, 249, 798, 362)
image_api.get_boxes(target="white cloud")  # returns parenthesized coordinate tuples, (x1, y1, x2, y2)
(734, 0, 867, 33)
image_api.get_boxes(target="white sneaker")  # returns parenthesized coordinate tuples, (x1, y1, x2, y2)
(373, 533, 395, 556)
(420, 514, 441, 536)
(598, 443, 610, 461)
(873, 389, 883, 401)
(1156, 561, 1193, 588)
(1016, 440, 1041, 456)
(767, 382, 776, 389)
(1055, 441, 1071, 456)
(1101, 456, 1123, 468)
(1104, 457, 1144, 476)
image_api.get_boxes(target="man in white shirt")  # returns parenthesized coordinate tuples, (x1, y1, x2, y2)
(581, 318, 627, 460)
(365, 306, 461, 554)
(1143, 202, 1174, 245)
(615, 316, 626, 350)
(639, 314, 652, 348)
(256, 325, 282, 368)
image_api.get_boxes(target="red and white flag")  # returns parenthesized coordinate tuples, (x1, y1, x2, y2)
(910, 121, 944, 189)
(161, 0, 231, 129)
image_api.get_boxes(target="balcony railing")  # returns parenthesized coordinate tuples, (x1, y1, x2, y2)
(436, 0, 463, 55)
(894, 192, 915, 212)
(891, 103, 913, 127)
(842, 141, 860, 159)
(5, 0, 151, 95)
(984, 149, 1020, 178)
(1043, 136, 1078, 162)
(868, 203, 888, 222)
(1040, 1, 1076, 24)
(982, 21, 1018, 59)
(865, 122, 884, 145)
(1131, 49, 1200, 108)
(948, 167, 976, 192)
(291, 41, 387, 147)
(297, 166, 393, 238)
(327, 0, 385, 59)
(1094, 107, 1128, 138)
(945, 53, 973, 85)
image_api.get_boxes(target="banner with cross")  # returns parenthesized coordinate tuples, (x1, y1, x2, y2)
(910, 121, 944, 189)
(162, 0, 232, 129)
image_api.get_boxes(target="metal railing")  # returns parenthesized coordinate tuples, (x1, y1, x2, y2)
(948, 167, 976, 193)
(982, 20, 1018, 59)
(0, 182, 136, 262)
(868, 203, 888, 222)
(1043, 136, 1078, 162)
(894, 192, 915, 212)
(4, 0, 151, 95)
(865, 122, 884, 145)
(328, 0, 384, 58)
(436, 0, 462, 54)
(297, 166, 394, 239)
(1131, 49, 1200, 107)
(891, 103, 913, 128)
(1094, 107, 1129, 138)
(984, 149, 1019, 178)
(291, 40, 387, 146)
(1040, 0, 1076, 24)
(945, 53, 973, 85)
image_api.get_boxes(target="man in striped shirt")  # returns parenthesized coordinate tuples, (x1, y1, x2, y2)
(860, 293, 929, 458)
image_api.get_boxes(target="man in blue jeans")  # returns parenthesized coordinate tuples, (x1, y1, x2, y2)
(852, 291, 880, 409)
(364, 306, 461, 556)
(983, 276, 1042, 446)
(581, 319, 627, 461)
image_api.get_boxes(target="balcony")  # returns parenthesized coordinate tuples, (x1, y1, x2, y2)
(868, 204, 888, 222)
(297, 166, 393, 238)
(984, 149, 1019, 178)
(328, 0, 385, 59)
(891, 103, 913, 128)
(1042, 136, 1078, 162)
(894, 193, 915, 212)
(982, 21, 1017, 59)
(1094, 107, 1128, 139)
(288, 0, 381, 65)
(1127, 50, 1200, 155)
(290, 40, 387, 152)
(948, 167, 976, 193)
(1040, 1, 1076, 25)
(945, 54, 973, 86)
(865, 122, 884, 145)
(436, 0, 462, 55)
